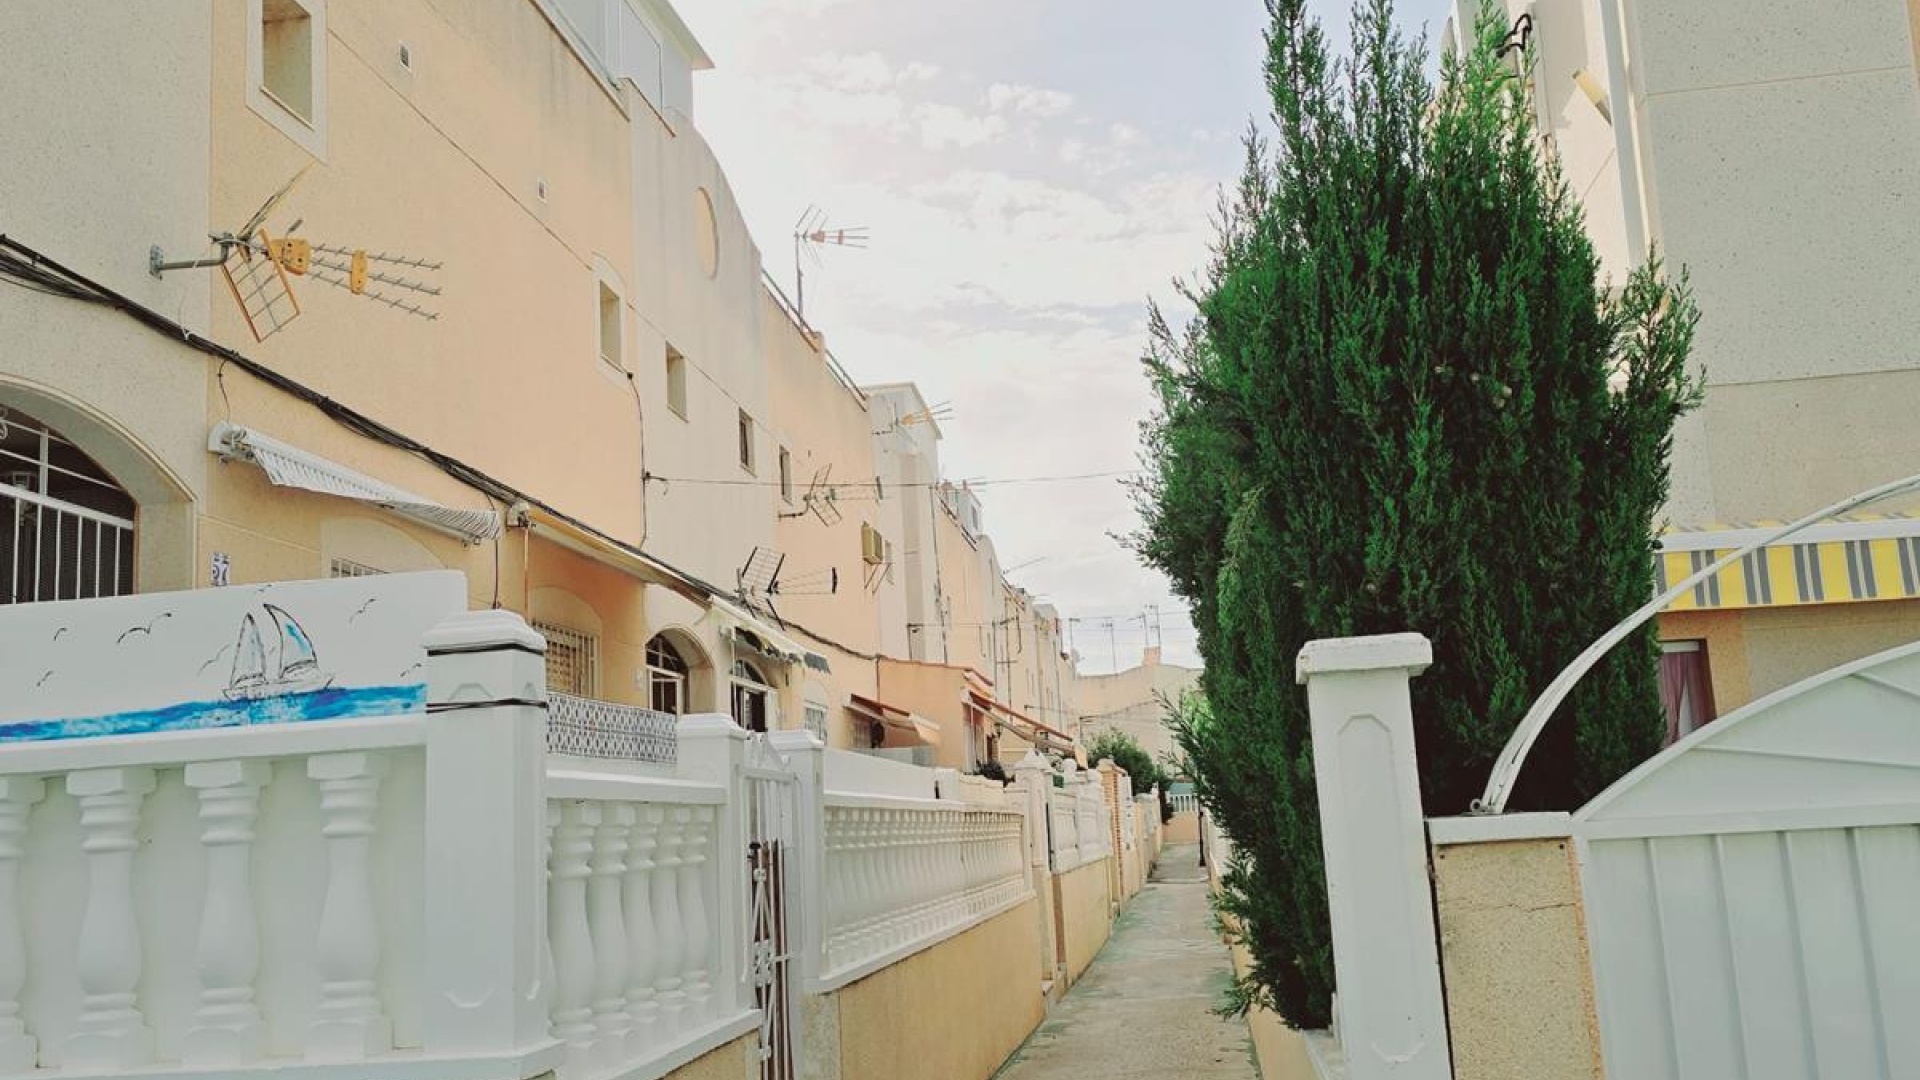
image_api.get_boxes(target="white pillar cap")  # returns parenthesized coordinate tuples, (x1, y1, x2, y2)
(1295, 633, 1432, 684)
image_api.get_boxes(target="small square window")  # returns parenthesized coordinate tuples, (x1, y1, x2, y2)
(779, 448, 793, 503)
(737, 411, 755, 474)
(262, 0, 316, 123)
(598, 282, 622, 367)
(665, 345, 688, 419)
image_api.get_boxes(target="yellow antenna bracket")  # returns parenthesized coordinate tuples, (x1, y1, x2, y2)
(269, 237, 312, 275)
(349, 250, 369, 294)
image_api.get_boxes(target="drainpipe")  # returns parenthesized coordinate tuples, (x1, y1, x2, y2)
(1599, 0, 1649, 265)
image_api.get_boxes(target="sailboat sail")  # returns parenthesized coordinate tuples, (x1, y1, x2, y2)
(230, 613, 268, 694)
(266, 604, 319, 678)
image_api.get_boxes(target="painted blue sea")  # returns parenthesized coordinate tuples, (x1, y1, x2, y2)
(0, 684, 427, 743)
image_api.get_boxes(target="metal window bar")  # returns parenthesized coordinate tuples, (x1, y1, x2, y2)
(544, 691, 678, 764)
(1, 482, 135, 605)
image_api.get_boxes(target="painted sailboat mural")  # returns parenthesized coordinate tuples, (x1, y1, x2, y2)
(226, 604, 334, 700)
(0, 571, 468, 743)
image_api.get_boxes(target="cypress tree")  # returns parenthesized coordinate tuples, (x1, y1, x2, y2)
(1132, 0, 1700, 1027)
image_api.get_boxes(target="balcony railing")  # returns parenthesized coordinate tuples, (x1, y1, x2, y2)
(548, 693, 678, 765)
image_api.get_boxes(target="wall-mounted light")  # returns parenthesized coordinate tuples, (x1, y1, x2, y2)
(1572, 69, 1613, 124)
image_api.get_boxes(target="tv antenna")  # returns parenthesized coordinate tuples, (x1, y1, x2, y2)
(736, 546, 837, 624)
(872, 400, 953, 437)
(779, 464, 844, 526)
(792, 206, 868, 323)
(149, 165, 444, 341)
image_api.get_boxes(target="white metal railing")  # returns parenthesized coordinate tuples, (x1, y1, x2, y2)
(1169, 791, 1200, 815)
(0, 484, 135, 605)
(818, 799, 1027, 986)
(547, 692, 678, 764)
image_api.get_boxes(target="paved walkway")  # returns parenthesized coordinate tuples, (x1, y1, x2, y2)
(994, 843, 1260, 1080)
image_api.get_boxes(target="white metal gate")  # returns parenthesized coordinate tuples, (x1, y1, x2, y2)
(1575, 640, 1920, 1080)
(744, 735, 799, 1080)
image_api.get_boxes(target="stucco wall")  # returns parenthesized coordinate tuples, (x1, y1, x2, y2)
(662, 1032, 755, 1080)
(1164, 811, 1200, 844)
(1053, 858, 1113, 987)
(1430, 831, 1603, 1080)
(829, 899, 1045, 1080)
(1227, 939, 1318, 1080)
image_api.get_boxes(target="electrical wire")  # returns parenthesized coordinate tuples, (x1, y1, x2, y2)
(0, 234, 899, 660)
(642, 468, 1138, 492)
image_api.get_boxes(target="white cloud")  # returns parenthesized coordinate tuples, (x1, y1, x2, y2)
(913, 104, 1008, 149)
(806, 52, 943, 92)
(986, 82, 1075, 118)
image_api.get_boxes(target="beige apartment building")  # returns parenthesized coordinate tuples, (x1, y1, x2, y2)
(0, 0, 1082, 768)
(1077, 646, 1200, 763)
(1457, 0, 1920, 735)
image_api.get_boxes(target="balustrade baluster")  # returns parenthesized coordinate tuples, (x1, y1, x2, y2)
(306, 752, 391, 1060)
(184, 760, 269, 1065)
(823, 812, 847, 970)
(678, 807, 713, 1023)
(548, 800, 598, 1070)
(852, 809, 880, 961)
(649, 809, 687, 1034)
(0, 778, 42, 1072)
(588, 804, 632, 1066)
(623, 808, 660, 1053)
(66, 767, 155, 1069)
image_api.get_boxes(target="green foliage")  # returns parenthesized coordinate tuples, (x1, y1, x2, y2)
(1082, 727, 1170, 798)
(1132, 0, 1700, 1029)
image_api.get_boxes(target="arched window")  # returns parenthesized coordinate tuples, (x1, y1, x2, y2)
(646, 633, 691, 716)
(731, 658, 770, 733)
(0, 407, 136, 604)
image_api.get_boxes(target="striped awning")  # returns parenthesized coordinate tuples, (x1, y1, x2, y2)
(209, 422, 502, 544)
(1659, 514, 1920, 612)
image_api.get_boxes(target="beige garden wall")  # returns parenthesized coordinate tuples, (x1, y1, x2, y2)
(1428, 815, 1603, 1080)
(663, 1033, 756, 1080)
(822, 900, 1045, 1080)
(1053, 857, 1114, 987)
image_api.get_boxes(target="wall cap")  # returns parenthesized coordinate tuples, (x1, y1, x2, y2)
(423, 608, 544, 653)
(1428, 811, 1572, 846)
(1296, 633, 1432, 683)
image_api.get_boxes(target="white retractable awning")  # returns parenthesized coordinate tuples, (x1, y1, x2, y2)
(210, 422, 503, 544)
(704, 596, 817, 668)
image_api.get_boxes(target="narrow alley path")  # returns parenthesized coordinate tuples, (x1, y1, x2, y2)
(994, 843, 1260, 1080)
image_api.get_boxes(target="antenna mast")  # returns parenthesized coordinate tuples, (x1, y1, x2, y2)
(792, 206, 868, 323)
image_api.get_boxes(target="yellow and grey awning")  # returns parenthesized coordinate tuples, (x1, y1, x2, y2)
(210, 422, 502, 543)
(1659, 515, 1920, 612)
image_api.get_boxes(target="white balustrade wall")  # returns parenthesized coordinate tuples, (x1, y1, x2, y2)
(0, 578, 1145, 1080)
(799, 750, 1031, 990)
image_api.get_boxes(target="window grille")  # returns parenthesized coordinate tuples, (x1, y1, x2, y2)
(0, 408, 136, 606)
(328, 557, 385, 578)
(535, 621, 598, 697)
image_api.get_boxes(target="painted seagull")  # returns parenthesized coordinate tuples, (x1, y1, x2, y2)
(349, 598, 379, 623)
(50, 627, 67, 642)
(117, 612, 174, 643)
(198, 643, 234, 675)
(35, 670, 54, 688)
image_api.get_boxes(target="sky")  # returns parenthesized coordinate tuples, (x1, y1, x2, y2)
(677, 0, 1448, 673)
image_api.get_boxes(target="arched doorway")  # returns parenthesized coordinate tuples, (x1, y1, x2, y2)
(731, 658, 772, 733)
(0, 406, 137, 604)
(646, 632, 692, 715)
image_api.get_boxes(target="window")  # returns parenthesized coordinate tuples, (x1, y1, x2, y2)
(0, 407, 136, 605)
(248, 0, 326, 155)
(328, 557, 384, 578)
(803, 703, 828, 742)
(535, 621, 598, 697)
(665, 345, 688, 418)
(646, 633, 689, 716)
(730, 659, 770, 733)
(1658, 641, 1716, 745)
(779, 448, 793, 503)
(261, 0, 315, 122)
(598, 282, 623, 367)
(737, 410, 755, 474)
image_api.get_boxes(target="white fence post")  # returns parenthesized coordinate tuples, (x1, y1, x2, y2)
(420, 609, 555, 1060)
(675, 716, 749, 1020)
(767, 729, 825, 987)
(1297, 633, 1449, 1080)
